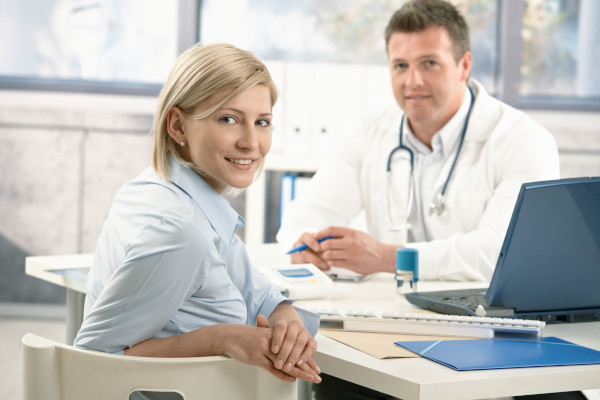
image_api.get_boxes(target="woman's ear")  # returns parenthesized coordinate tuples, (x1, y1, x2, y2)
(167, 106, 186, 144)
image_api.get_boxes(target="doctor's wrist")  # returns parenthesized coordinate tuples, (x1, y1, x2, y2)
(382, 243, 402, 273)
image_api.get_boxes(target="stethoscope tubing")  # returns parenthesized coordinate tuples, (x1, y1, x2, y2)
(386, 86, 476, 219)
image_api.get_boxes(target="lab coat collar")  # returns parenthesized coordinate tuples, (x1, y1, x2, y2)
(439, 86, 473, 156)
(166, 155, 243, 244)
(464, 79, 494, 143)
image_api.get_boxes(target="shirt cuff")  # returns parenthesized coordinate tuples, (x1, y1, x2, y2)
(257, 293, 288, 325)
(261, 295, 320, 337)
(293, 305, 320, 337)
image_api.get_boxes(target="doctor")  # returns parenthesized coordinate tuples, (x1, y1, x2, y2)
(277, 0, 560, 283)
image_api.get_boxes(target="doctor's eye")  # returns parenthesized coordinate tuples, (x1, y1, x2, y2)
(395, 63, 407, 70)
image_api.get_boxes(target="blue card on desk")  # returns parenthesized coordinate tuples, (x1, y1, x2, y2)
(395, 337, 600, 371)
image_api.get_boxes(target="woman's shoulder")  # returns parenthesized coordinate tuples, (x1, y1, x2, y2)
(111, 168, 200, 228)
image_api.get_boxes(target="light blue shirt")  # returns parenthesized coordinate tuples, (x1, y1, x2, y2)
(75, 156, 317, 354)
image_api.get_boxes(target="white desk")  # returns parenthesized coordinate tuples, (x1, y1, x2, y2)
(25, 253, 90, 345)
(297, 277, 600, 399)
(26, 252, 600, 400)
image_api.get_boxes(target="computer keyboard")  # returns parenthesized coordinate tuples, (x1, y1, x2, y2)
(311, 308, 546, 338)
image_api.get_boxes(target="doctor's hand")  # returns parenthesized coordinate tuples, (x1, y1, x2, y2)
(308, 226, 398, 275)
(288, 232, 332, 270)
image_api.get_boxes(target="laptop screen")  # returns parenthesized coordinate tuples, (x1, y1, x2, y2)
(486, 177, 600, 313)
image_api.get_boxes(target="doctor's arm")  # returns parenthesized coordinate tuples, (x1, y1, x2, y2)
(277, 122, 371, 268)
(277, 157, 363, 245)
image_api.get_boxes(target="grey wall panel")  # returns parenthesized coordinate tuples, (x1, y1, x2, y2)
(0, 127, 82, 303)
(81, 130, 153, 252)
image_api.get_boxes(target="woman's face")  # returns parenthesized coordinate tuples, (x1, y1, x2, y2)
(172, 85, 273, 193)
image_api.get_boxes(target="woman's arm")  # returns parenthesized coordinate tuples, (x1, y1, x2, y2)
(124, 322, 321, 383)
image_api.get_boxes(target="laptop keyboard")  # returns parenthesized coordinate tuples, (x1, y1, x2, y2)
(312, 307, 545, 338)
(444, 294, 487, 311)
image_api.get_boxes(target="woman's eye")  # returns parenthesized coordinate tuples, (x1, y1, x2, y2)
(220, 116, 236, 124)
(256, 119, 271, 127)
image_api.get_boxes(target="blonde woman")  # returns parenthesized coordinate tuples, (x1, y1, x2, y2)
(75, 43, 321, 386)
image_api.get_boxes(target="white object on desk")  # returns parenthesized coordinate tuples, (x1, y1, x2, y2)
(261, 263, 333, 299)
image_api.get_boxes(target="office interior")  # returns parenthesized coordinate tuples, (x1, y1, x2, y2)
(1, 1, 600, 399)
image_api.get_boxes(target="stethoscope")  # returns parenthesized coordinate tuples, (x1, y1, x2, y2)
(385, 87, 475, 232)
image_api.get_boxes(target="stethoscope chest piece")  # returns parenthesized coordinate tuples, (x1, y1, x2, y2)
(429, 193, 445, 216)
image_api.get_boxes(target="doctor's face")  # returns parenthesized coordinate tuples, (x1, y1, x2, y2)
(174, 85, 273, 193)
(387, 26, 471, 137)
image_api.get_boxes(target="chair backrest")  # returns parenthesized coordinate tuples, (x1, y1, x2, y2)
(22, 333, 297, 400)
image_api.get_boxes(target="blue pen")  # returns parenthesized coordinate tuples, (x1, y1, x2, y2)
(286, 236, 334, 255)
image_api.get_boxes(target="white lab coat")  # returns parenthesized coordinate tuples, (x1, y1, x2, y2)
(277, 80, 560, 282)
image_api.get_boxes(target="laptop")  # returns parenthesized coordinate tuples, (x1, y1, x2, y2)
(406, 176, 600, 323)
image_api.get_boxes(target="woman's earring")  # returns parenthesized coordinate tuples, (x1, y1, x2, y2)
(180, 141, 186, 147)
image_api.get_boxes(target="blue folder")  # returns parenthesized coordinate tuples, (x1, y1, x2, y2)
(395, 337, 600, 371)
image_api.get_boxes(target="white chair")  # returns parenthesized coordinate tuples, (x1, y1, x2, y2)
(22, 333, 297, 400)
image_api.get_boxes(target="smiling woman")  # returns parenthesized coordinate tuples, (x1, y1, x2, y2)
(167, 84, 273, 193)
(72, 43, 322, 397)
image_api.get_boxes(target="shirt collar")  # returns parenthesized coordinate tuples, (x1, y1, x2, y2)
(405, 86, 472, 157)
(167, 155, 244, 243)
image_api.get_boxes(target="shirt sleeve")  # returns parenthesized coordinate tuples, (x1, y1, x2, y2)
(225, 236, 287, 323)
(74, 213, 209, 353)
(224, 236, 320, 336)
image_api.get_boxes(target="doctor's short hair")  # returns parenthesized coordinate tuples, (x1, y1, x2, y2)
(384, 0, 470, 62)
(151, 42, 278, 180)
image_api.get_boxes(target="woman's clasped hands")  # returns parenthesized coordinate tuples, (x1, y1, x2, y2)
(215, 314, 321, 384)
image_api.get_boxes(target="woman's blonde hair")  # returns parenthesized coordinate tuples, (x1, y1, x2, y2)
(151, 42, 278, 179)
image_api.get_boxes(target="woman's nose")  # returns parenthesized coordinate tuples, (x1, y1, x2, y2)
(237, 125, 259, 151)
